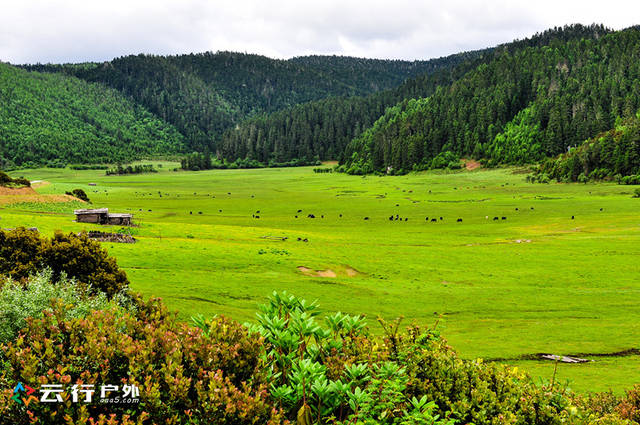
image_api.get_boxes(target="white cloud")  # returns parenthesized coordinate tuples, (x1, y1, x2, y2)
(0, 0, 638, 63)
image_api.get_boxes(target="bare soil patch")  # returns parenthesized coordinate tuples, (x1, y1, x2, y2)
(462, 159, 482, 170)
(297, 265, 361, 278)
(0, 186, 37, 196)
(0, 185, 78, 205)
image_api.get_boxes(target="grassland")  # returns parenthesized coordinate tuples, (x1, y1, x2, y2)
(3, 163, 640, 393)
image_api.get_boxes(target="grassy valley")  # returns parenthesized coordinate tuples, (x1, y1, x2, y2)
(3, 164, 639, 393)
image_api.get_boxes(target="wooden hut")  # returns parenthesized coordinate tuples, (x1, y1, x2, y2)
(107, 213, 133, 226)
(74, 208, 133, 226)
(74, 208, 109, 224)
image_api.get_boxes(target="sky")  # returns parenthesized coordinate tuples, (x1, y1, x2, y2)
(1, 0, 639, 64)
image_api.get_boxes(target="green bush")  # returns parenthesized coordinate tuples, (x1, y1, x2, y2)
(65, 188, 90, 202)
(244, 291, 592, 425)
(0, 270, 131, 345)
(0, 228, 129, 297)
(430, 151, 461, 170)
(0, 171, 30, 187)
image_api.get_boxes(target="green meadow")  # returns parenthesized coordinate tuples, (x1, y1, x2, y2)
(3, 164, 640, 393)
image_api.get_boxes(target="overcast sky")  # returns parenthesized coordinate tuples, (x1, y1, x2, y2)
(1, 0, 639, 64)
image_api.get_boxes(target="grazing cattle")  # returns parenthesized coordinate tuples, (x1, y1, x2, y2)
(295, 215, 298, 218)
(303, 238, 308, 242)
(600, 208, 603, 211)
(501, 216, 506, 220)
(439, 217, 443, 220)
(148, 209, 152, 212)
(219, 209, 222, 212)
(297, 209, 302, 212)
(425, 217, 429, 221)
(571, 216, 575, 219)
(364, 217, 369, 220)
(396, 204, 399, 206)
(198, 212, 203, 215)
(457, 218, 463, 222)
(339, 214, 343, 217)
(308, 214, 315, 218)
(431, 218, 437, 222)
(227, 192, 231, 195)
(321, 215, 324, 218)
(252, 214, 255, 218)
(493, 217, 499, 221)
(515, 208, 519, 211)
(256, 210, 260, 213)
(297, 237, 301, 241)
(530, 207, 534, 210)
(389, 216, 394, 221)
(255, 215, 260, 219)
(404, 218, 408, 221)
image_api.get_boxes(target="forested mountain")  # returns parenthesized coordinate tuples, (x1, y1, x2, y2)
(217, 50, 493, 163)
(220, 24, 618, 168)
(536, 112, 640, 182)
(8, 23, 638, 176)
(342, 25, 640, 174)
(23, 52, 449, 153)
(0, 62, 184, 168)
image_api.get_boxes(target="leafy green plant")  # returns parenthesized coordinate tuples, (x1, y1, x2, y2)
(0, 269, 132, 344)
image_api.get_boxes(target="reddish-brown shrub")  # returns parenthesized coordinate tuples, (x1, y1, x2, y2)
(0, 298, 286, 425)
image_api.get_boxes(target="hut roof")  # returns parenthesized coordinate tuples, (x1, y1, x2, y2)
(108, 213, 133, 218)
(74, 208, 109, 215)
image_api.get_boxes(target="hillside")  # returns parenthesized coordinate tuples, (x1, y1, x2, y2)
(343, 25, 640, 174)
(23, 52, 449, 153)
(217, 50, 492, 164)
(0, 62, 185, 168)
(220, 24, 614, 167)
(536, 112, 640, 182)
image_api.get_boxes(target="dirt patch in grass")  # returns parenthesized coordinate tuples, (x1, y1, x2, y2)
(0, 193, 77, 206)
(298, 265, 361, 278)
(345, 267, 361, 277)
(462, 159, 482, 170)
(0, 183, 81, 205)
(0, 186, 38, 196)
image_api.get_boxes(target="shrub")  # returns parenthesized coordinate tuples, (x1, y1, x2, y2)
(0, 270, 131, 345)
(0, 298, 286, 425)
(633, 188, 640, 198)
(616, 385, 640, 423)
(0, 171, 30, 187)
(620, 175, 640, 185)
(65, 188, 90, 202)
(246, 291, 591, 425)
(0, 228, 45, 280)
(430, 151, 461, 170)
(0, 229, 129, 297)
